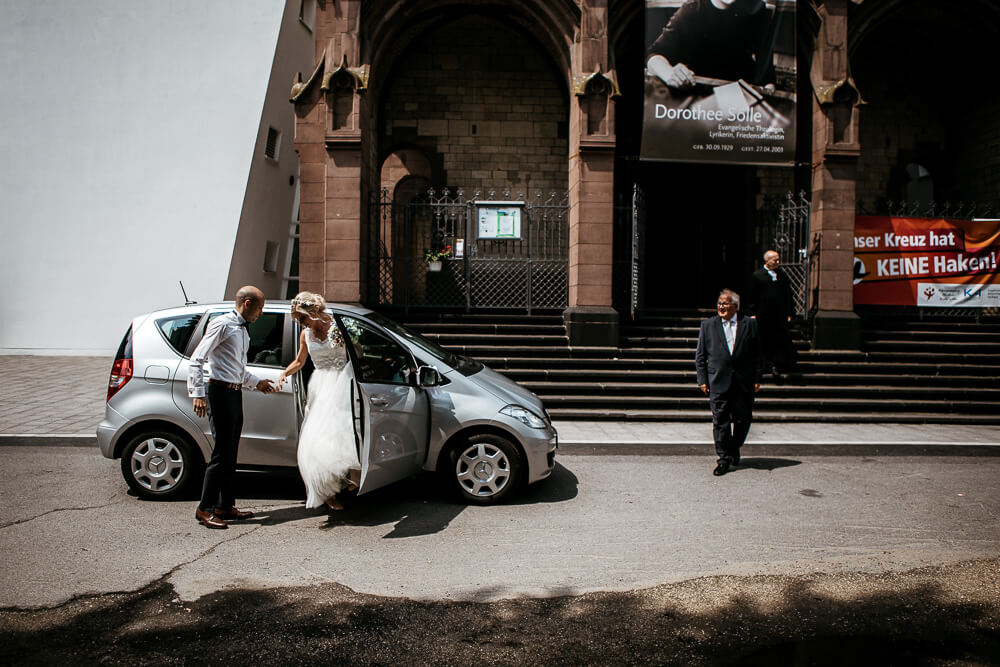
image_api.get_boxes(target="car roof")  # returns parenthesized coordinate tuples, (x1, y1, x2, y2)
(144, 301, 375, 319)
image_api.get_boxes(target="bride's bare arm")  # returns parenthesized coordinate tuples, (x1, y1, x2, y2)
(277, 330, 310, 387)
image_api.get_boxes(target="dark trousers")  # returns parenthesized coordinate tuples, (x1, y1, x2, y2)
(709, 388, 753, 462)
(199, 384, 243, 511)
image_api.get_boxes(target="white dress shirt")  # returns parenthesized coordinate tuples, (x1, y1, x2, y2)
(187, 311, 262, 398)
(723, 316, 737, 354)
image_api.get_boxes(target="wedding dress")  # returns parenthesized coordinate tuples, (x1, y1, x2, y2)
(297, 326, 360, 508)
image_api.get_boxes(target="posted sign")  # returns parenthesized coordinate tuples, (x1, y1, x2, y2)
(853, 216, 1000, 307)
(476, 202, 522, 240)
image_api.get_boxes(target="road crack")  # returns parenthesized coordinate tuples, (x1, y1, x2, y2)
(0, 497, 128, 529)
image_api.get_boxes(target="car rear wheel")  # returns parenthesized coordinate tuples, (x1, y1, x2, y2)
(121, 430, 203, 500)
(449, 434, 523, 505)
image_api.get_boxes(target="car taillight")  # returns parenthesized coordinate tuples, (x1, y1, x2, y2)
(108, 325, 134, 402)
(107, 358, 133, 401)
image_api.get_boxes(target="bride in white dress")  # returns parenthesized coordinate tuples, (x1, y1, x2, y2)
(277, 292, 361, 510)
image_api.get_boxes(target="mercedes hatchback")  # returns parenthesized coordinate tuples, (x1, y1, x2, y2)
(97, 302, 557, 505)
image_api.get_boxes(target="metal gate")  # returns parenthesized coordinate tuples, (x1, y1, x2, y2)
(769, 191, 811, 317)
(370, 188, 568, 312)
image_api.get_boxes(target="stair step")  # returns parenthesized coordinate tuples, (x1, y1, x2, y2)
(518, 381, 1000, 399)
(397, 309, 998, 424)
(548, 409, 1000, 424)
(500, 369, 998, 387)
(426, 333, 568, 346)
(542, 395, 999, 413)
(415, 323, 564, 336)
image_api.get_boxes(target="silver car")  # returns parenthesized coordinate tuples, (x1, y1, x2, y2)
(97, 302, 557, 505)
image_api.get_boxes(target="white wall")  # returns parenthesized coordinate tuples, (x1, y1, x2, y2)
(0, 0, 286, 354)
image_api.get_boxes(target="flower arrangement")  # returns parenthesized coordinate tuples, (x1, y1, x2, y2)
(424, 244, 454, 263)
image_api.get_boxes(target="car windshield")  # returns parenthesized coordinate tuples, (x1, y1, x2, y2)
(366, 312, 484, 377)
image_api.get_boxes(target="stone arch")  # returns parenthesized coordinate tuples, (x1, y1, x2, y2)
(374, 148, 436, 303)
(379, 148, 433, 203)
(327, 68, 358, 131)
(376, 12, 570, 195)
(362, 0, 578, 93)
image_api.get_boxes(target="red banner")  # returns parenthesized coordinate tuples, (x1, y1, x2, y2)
(853, 216, 1000, 307)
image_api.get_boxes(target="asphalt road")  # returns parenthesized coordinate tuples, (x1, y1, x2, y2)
(2, 444, 999, 664)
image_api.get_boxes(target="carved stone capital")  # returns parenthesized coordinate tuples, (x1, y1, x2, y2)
(321, 54, 369, 92)
(290, 60, 324, 103)
(572, 68, 621, 98)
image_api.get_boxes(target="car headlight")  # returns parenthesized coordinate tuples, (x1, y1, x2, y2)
(500, 405, 547, 429)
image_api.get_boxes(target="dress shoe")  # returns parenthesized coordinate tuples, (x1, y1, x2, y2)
(214, 507, 254, 521)
(713, 461, 731, 476)
(195, 508, 228, 529)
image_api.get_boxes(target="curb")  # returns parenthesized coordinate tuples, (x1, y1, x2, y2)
(559, 442, 1000, 456)
(0, 434, 98, 447)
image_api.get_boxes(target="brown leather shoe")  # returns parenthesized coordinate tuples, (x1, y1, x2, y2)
(196, 508, 228, 529)
(214, 507, 254, 520)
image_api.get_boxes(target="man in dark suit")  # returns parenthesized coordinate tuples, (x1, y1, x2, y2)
(748, 250, 795, 377)
(695, 289, 761, 476)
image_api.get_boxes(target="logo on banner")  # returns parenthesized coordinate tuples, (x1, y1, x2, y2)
(852, 257, 869, 285)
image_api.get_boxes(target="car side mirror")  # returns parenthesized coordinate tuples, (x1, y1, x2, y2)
(416, 365, 441, 387)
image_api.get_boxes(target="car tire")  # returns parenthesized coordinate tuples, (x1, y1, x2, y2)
(120, 430, 204, 500)
(448, 434, 523, 505)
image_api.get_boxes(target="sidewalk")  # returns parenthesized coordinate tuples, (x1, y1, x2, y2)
(1, 355, 998, 448)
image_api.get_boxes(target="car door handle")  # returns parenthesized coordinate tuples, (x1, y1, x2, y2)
(369, 395, 390, 407)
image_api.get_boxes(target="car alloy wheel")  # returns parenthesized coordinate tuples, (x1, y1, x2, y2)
(452, 434, 522, 504)
(121, 431, 202, 500)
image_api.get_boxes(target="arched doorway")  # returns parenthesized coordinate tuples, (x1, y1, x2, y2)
(371, 12, 571, 311)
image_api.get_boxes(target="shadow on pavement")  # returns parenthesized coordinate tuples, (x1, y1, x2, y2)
(232, 461, 579, 538)
(2, 560, 997, 665)
(733, 457, 801, 472)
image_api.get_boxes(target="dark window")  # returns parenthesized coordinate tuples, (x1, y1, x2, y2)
(155, 314, 202, 355)
(265, 126, 280, 160)
(339, 316, 414, 385)
(248, 313, 289, 367)
(204, 311, 291, 368)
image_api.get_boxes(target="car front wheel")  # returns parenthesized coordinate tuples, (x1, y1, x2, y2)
(449, 434, 523, 505)
(120, 430, 203, 500)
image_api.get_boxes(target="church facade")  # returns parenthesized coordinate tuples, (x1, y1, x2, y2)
(288, 0, 1000, 348)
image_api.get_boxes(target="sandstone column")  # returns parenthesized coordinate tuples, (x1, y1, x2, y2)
(291, 0, 369, 304)
(564, 0, 620, 346)
(809, 0, 863, 348)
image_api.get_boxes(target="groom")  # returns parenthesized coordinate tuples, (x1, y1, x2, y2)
(188, 285, 277, 529)
(695, 288, 761, 476)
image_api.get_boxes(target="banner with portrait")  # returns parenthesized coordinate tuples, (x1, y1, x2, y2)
(640, 0, 797, 166)
(853, 216, 1000, 308)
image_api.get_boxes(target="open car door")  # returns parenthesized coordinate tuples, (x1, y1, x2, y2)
(337, 314, 429, 494)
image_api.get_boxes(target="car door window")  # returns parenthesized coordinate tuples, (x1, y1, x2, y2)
(338, 316, 414, 385)
(203, 311, 292, 368)
(155, 313, 203, 356)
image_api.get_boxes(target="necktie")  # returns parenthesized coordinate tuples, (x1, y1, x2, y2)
(725, 319, 735, 354)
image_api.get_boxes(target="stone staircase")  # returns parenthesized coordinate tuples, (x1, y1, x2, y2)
(393, 309, 1000, 424)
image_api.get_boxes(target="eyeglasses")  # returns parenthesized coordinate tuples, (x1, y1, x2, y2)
(717, 301, 735, 307)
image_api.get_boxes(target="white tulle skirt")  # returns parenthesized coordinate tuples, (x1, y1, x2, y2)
(297, 366, 360, 508)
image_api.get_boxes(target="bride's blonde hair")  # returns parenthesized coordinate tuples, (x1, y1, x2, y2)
(291, 291, 327, 318)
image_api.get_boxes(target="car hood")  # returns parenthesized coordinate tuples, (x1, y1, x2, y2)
(465, 365, 547, 416)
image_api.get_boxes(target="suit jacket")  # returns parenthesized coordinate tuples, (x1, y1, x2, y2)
(748, 267, 793, 321)
(695, 314, 761, 395)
